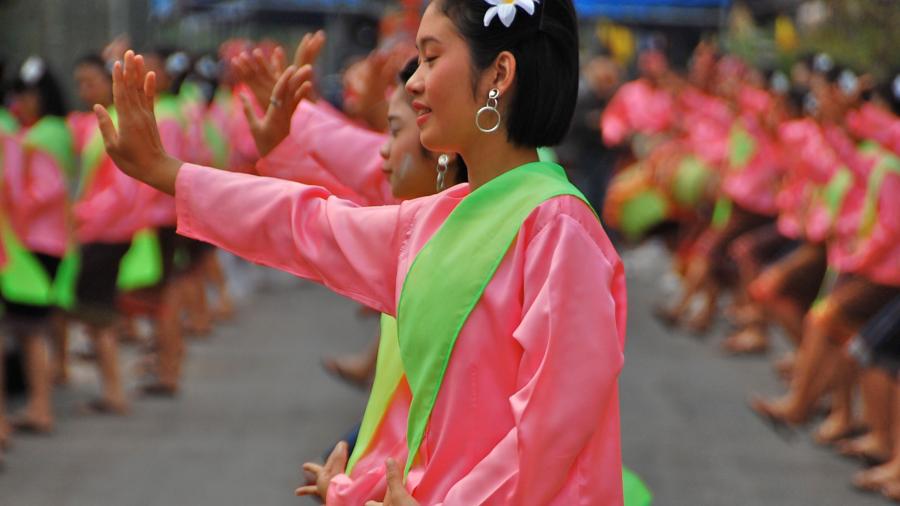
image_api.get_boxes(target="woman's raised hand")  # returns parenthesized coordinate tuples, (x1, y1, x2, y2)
(232, 47, 286, 111)
(239, 64, 315, 158)
(94, 50, 182, 195)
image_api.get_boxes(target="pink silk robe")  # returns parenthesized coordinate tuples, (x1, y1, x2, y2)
(258, 100, 394, 206)
(1, 131, 69, 257)
(70, 113, 150, 244)
(256, 100, 394, 206)
(175, 164, 627, 505)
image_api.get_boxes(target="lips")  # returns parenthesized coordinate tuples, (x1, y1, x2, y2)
(412, 100, 432, 126)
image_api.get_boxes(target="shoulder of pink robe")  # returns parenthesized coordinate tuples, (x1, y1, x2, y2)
(2, 132, 70, 256)
(722, 120, 783, 216)
(175, 164, 626, 504)
(285, 100, 395, 206)
(254, 100, 378, 204)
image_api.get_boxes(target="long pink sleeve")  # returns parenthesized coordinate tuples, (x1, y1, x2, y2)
(426, 214, 625, 505)
(176, 164, 403, 313)
(255, 127, 366, 204)
(285, 101, 395, 206)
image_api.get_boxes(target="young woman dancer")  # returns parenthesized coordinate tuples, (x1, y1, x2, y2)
(97, 1, 627, 503)
(2, 57, 74, 433)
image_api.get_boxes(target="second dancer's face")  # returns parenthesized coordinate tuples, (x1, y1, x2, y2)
(380, 87, 443, 200)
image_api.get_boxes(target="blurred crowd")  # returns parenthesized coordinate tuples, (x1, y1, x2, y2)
(601, 40, 900, 500)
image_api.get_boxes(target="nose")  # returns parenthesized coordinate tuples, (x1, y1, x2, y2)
(379, 139, 391, 162)
(405, 64, 424, 97)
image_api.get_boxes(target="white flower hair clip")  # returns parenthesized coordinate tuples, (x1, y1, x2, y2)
(484, 0, 540, 28)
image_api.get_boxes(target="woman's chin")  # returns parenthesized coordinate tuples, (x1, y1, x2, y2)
(418, 127, 455, 155)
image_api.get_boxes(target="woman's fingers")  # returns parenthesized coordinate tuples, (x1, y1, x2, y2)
(143, 71, 157, 109)
(294, 485, 318, 496)
(270, 64, 296, 106)
(93, 104, 119, 148)
(302, 462, 323, 475)
(271, 46, 287, 74)
(324, 441, 348, 473)
(239, 93, 262, 135)
(292, 33, 312, 68)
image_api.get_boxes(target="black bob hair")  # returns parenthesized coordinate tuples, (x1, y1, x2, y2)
(11, 59, 68, 117)
(75, 53, 112, 80)
(436, 0, 580, 148)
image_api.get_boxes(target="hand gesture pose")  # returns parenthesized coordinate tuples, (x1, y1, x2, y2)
(233, 31, 326, 112)
(96, 50, 314, 192)
(364, 459, 420, 506)
(295, 441, 349, 500)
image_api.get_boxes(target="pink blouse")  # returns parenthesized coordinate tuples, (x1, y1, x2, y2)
(175, 164, 627, 505)
(1, 132, 69, 257)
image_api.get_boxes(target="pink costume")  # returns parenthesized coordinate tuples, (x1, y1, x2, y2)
(256, 100, 395, 206)
(722, 88, 784, 216)
(69, 113, 149, 244)
(677, 88, 733, 170)
(601, 79, 673, 146)
(775, 119, 840, 241)
(1, 128, 69, 257)
(175, 164, 627, 504)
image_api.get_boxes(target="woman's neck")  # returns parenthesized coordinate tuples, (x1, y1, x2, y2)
(460, 133, 539, 190)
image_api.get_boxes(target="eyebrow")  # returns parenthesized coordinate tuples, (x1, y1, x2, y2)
(416, 36, 441, 50)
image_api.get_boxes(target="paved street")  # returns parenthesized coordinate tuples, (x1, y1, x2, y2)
(0, 246, 891, 505)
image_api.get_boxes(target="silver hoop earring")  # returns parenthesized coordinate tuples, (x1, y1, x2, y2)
(436, 154, 450, 191)
(475, 88, 501, 133)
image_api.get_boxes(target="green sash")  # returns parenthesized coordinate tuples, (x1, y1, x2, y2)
(396, 162, 590, 476)
(0, 116, 76, 307)
(671, 155, 711, 208)
(346, 314, 404, 474)
(858, 145, 900, 239)
(728, 122, 756, 170)
(0, 108, 19, 135)
(117, 229, 164, 291)
(23, 116, 76, 178)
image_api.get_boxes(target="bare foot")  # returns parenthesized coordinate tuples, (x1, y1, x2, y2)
(853, 462, 900, 492)
(652, 304, 680, 328)
(139, 381, 179, 398)
(721, 328, 769, 355)
(749, 396, 805, 441)
(10, 412, 53, 434)
(684, 308, 714, 335)
(837, 435, 892, 466)
(80, 398, 129, 416)
(812, 414, 864, 446)
(322, 356, 373, 389)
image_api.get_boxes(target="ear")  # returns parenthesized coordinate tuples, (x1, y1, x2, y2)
(486, 50, 516, 98)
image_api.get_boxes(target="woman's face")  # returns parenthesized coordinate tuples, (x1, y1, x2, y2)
(11, 91, 41, 126)
(406, 2, 486, 154)
(75, 64, 112, 108)
(380, 87, 440, 200)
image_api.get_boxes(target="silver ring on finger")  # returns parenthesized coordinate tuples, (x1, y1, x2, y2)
(269, 97, 282, 109)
